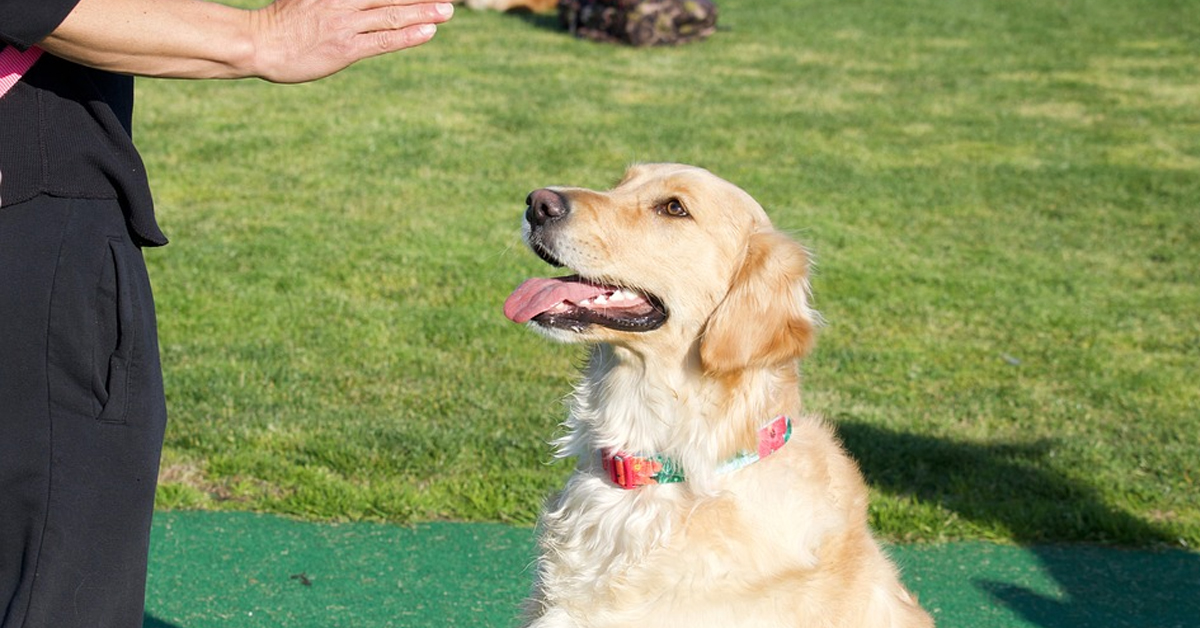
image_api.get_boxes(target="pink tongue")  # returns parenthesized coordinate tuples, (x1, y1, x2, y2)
(503, 277, 613, 323)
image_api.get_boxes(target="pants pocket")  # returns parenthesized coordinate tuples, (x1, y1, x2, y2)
(46, 199, 162, 425)
(94, 237, 139, 424)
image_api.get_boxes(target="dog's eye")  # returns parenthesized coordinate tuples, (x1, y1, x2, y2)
(657, 199, 690, 218)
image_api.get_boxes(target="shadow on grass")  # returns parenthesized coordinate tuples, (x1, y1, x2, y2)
(507, 10, 562, 31)
(978, 546, 1200, 628)
(838, 421, 1200, 628)
(143, 614, 182, 628)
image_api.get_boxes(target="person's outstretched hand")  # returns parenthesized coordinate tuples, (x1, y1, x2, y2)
(41, 0, 455, 82)
(250, 0, 454, 83)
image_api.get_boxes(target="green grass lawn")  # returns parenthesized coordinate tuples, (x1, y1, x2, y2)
(138, 0, 1199, 548)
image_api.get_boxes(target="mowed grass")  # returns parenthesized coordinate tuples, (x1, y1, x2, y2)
(137, 0, 1199, 547)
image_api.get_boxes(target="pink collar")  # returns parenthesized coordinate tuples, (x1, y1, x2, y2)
(601, 416, 793, 490)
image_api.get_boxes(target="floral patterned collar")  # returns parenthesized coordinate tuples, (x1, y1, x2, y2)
(600, 416, 793, 490)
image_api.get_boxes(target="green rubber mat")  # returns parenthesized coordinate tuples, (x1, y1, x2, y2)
(144, 511, 1199, 628)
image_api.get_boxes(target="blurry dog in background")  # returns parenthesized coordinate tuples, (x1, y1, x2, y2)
(503, 164, 933, 627)
(463, 0, 558, 13)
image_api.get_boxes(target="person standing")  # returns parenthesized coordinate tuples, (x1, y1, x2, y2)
(0, 1, 454, 626)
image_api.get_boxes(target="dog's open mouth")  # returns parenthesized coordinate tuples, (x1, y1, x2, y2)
(503, 275, 667, 332)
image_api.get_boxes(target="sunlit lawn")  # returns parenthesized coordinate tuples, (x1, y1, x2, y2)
(140, 0, 1199, 547)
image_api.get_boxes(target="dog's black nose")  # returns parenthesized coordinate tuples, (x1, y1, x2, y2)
(526, 189, 569, 227)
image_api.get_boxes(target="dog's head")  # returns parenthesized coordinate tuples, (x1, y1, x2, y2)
(504, 163, 817, 373)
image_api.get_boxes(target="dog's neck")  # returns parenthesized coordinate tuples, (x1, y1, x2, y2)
(554, 341, 803, 485)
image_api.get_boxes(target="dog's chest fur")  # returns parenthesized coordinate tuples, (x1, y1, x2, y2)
(527, 349, 861, 625)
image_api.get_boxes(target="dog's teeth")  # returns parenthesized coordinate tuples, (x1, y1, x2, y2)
(594, 294, 609, 305)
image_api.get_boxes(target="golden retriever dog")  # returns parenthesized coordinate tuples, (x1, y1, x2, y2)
(503, 163, 934, 628)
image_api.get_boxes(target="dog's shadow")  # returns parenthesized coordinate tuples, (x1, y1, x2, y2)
(837, 421, 1200, 628)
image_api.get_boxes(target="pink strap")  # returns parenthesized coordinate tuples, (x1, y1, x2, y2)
(1, 45, 43, 98)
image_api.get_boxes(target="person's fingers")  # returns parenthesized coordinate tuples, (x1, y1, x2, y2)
(251, 0, 452, 83)
(339, 2, 451, 61)
(352, 2, 453, 37)
(354, 0, 453, 9)
(354, 21, 438, 56)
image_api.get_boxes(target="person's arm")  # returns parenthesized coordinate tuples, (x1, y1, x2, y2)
(37, 0, 453, 83)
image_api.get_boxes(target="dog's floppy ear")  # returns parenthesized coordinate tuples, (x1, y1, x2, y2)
(700, 230, 818, 374)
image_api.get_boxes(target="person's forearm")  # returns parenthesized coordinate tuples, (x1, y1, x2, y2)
(40, 0, 259, 79)
(37, 0, 454, 83)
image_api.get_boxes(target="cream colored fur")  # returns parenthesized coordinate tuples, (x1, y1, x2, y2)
(517, 163, 933, 628)
(464, 0, 558, 13)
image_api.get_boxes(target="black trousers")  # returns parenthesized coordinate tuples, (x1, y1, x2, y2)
(0, 195, 167, 628)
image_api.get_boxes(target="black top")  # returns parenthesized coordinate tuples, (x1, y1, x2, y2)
(0, 0, 168, 246)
